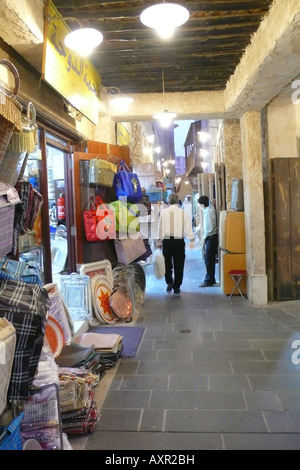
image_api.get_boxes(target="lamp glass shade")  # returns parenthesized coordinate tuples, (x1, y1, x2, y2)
(64, 28, 103, 56)
(200, 149, 209, 158)
(140, 3, 189, 38)
(197, 131, 210, 143)
(153, 110, 177, 128)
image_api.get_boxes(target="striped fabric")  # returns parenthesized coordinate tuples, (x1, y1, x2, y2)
(0, 182, 20, 259)
(0, 279, 50, 401)
(0, 201, 15, 259)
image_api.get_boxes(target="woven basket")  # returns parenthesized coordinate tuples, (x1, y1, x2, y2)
(88, 155, 118, 187)
(0, 59, 22, 164)
(0, 102, 37, 185)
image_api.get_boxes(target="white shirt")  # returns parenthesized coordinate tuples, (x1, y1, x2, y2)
(203, 204, 217, 239)
(159, 204, 195, 241)
(182, 199, 192, 220)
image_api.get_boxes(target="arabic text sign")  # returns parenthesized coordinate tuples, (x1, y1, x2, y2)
(43, 1, 101, 125)
(117, 123, 130, 146)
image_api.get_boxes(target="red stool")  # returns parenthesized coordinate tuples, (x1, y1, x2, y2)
(228, 270, 247, 300)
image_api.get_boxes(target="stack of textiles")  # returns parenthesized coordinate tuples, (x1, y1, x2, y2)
(73, 332, 123, 369)
(58, 369, 99, 436)
(21, 384, 62, 450)
(55, 342, 106, 381)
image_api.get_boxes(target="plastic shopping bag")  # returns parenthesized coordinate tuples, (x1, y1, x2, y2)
(153, 249, 165, 279)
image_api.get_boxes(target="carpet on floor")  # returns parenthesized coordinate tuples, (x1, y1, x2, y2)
(89, 326, 145, 358)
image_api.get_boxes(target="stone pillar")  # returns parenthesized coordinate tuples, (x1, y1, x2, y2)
(240, 111, 268, 305)
(223, 119, 242, 209)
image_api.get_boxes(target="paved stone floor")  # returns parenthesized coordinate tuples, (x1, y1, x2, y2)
(71, 244, 300, 450)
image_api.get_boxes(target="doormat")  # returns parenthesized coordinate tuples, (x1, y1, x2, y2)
(89, 326, 145, 358)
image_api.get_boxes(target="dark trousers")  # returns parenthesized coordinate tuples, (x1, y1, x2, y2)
(204, 235, 218, 285)
(163, 238, 185, 290)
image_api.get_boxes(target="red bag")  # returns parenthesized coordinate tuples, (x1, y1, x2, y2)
(83, 196, 116, 242)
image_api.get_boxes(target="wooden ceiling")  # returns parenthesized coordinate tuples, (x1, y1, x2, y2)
(54, 0, 274, 94)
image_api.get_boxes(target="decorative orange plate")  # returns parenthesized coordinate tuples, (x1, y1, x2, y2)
(91, 275, 115, 324)
(45, 316, 65, 357)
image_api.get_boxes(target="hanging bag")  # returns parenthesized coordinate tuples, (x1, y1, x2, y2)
(109, 199, 140, 235)
(114, 233, 147, 265)
(88, 156, 118, 187)
(113, 160, 143, 203)
(83, 195, 116, 242)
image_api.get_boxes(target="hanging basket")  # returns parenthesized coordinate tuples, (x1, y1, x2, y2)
(88, 155, 118, 187)
(7, 101, 37, 152)
(0, 101, 37, 185)
(0, 59, 22, 164)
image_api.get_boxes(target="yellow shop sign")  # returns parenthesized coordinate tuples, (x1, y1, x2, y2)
(42, 1, 101, 125)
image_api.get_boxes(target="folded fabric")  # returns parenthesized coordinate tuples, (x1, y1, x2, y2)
(55, 343, 94, 368)
(73, 332, 122, 350)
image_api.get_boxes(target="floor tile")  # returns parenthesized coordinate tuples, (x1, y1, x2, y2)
(74, 247, 300, 451)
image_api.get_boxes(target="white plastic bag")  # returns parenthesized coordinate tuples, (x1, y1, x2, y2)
(153, 249, 165, 279)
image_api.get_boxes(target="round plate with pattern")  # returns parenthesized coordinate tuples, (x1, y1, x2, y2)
(91, 275, 115, 324)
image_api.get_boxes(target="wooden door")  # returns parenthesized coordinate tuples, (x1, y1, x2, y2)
(272, 158, 300, 300)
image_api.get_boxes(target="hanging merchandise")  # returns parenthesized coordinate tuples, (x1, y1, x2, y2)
(57, 193, 66, 223)
(109, 199, 140, 235)
(113, 160, 143, 203)
(133, 238, 152, 263)
(0, 182, 21, 260)
(83, 195, 116, 242)
(0, 101, 37, 186)
(114, 232, 147, 265)
(12, 180, 43, 256)
(88, 156, 118, 187)
(0, 59, 22, 164)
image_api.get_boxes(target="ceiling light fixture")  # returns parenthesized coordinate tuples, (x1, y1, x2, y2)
(46, 15, 103, 56)
(197, 131, 211, 143)
(153, 71, 177, 128)
(106, 87, 134, 112)
(200, 149, 210, 158)
(140, 1, 190, 39)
